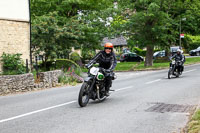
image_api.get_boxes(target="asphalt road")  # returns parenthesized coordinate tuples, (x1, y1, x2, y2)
(1, 64, 200, 133)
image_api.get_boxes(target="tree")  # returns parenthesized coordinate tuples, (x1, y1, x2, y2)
(31, 0, 115, 64)
(123, 1, 173, 66)
(31, 12, 85, 66)
(114, 0, 200, 66)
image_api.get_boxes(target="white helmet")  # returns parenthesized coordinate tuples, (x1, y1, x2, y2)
(177, 49, 181, 54)
(177, 49, 181, 52)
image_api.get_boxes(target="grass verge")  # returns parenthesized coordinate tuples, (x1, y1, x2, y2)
(115, 57, 200, 71)
(186, 109, 200, 133)
(81, 57, 200, 72)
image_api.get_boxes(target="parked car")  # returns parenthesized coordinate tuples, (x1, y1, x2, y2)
(153, 50, 166, 59)
(120, 52, 144, 62)
(189, 46, 200, 56)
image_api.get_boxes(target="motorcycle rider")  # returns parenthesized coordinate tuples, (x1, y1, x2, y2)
(85, 42, 117, 96)
(170, 49, 185, 74)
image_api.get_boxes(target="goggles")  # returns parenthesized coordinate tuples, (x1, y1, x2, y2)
(105, 47, 112, 50)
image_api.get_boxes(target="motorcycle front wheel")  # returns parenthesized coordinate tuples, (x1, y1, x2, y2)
(176, 72, 180, 78)
(168, 68, 172, 79)
(78, 82, 90, 107)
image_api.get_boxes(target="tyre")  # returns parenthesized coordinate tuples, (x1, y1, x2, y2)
(176, 68, 181, 77)
(176, 70, 180, 77)
(168, 69, 172, 79)
(78, 82, 90, 107)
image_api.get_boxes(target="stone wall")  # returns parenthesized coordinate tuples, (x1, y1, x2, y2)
(0, 73, 34, 94)
(35, 70, 63, 88)
(0, 70, 63, 95)
(0, 19, 30, 72)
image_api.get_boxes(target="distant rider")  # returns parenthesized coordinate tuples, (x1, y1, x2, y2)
(170, 49, 185, 73)
(85, 43, 117, 96)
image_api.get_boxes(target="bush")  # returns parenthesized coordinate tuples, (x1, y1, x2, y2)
(58, 73, 79, 86)
(81, 50, 96, 62)
(184, 34, 200, 52)
(70, 52, 83, 66)
(70, 52, 81, 62)
(132, 47, 146, 56)
(1, 53, 26, 75)
(153, 57, 170, 63)
(116, 54, 121, 61)
(55, 59, 73, 70)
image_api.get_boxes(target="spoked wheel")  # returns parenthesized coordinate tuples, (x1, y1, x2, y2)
(168, 69, 172, 79)
(175, 68, 180, 78)
(78, 82, 90, 107)
(176, 72, 180, 78)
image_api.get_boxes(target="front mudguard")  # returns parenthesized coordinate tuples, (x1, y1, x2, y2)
(84, 77, 93, 82)
(83, 76, 96, 99)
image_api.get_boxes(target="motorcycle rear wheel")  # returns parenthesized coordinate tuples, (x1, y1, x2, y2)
(78, 82, 90, 107)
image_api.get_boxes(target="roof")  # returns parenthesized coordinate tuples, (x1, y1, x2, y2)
(101, 36, 127, 46)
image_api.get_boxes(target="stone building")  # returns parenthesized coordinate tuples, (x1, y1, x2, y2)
(0, 0, 30, 72)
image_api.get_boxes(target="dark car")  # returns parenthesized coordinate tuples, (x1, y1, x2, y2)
(153, 50, 165, 59)
(120, 52, 144, 62)
(189, 46, 200, 56)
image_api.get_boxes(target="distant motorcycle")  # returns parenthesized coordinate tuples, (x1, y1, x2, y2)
(78, 66, 115, 107)
(168, 60, 183, 79)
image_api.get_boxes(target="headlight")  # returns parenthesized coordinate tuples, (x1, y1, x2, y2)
(97, 72, 104, 80)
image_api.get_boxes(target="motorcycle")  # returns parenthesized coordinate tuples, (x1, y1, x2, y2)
(168, 60, 183, 79)
(78, 66, 115, 107)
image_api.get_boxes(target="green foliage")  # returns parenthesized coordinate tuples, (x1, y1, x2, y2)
(31, 0, 115, 64)
(39, 59, 81, 72)
(58, 75, 69, 84)
(81, 49, 96, 61)
(127, 1, 173, 47)
(58, 74, 78, 86)
(153, 57, 170, 63)
(132, 47, 146, 56)
(55, 59, 72, 70)
(187, 109, 200, 133)
(31, 12, 83, 62)
(114, 57, 200, 71)
(30, 0, 200, 67)
(58, 66, 83, 86)
(31, 0, 114, 18)
(1, 53, 26, 75)
(70, 52, 81, 62)
(114, 0, 200, 66)
(184, 34, 200, 52)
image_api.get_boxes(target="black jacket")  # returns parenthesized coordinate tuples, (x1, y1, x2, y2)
(87, 50, 117, 70)
(171, 54, 185, 62)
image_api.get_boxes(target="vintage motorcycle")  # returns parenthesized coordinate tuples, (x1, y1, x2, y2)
(168, 60, 183, 79)
(78, 66, 115, 107)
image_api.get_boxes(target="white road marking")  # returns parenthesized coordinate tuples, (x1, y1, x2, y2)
(0, 100, 76, 123)
(115, 86, 133, 92)
(0, 86, 133, 123)
(145, 79, 161, 84)
(183, 69, 196, 74)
